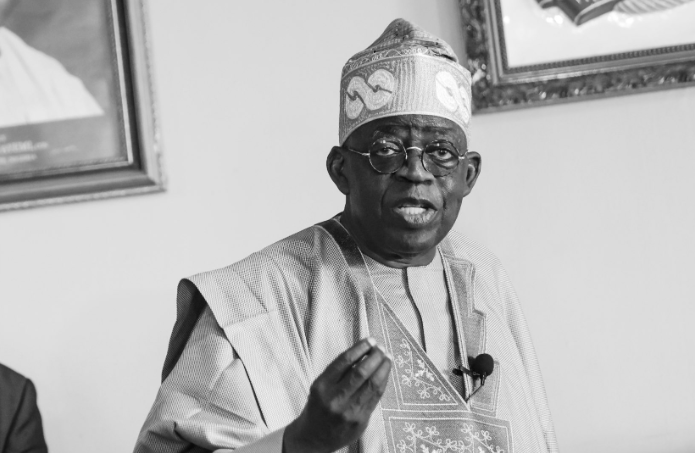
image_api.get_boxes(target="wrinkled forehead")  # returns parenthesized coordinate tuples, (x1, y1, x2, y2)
(346, 114, 468, 150)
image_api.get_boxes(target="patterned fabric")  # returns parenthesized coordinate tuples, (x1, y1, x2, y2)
(363, 254, 426, 348)
(364, 251, 458, 381)
(133, 218, 558, 453)
(339, 19, 471, 145)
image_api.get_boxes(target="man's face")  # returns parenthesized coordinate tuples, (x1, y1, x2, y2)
(330, 114, 481, 267)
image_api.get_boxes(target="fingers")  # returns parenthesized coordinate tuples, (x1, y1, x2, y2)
(313, 337, 391, 417)
(321, 337, 377, 382)
(338, 344, 388, 395)
(290, 347, 392, 453)
(351, 354, 392, 412)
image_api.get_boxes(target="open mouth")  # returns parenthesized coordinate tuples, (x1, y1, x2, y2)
(392, 198, 437, 225)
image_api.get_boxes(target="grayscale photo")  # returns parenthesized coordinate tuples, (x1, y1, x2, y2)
(0, 2, 693, 453)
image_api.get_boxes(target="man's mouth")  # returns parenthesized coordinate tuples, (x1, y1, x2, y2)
(398, 206, 429, 215)
(392, 199, 437, 225)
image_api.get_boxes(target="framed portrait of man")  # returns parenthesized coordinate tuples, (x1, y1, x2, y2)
(461, 0, 695, 112)
(0, 0, 163, 211)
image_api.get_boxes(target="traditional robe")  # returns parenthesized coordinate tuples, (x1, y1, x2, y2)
(134, 218, 558, 453)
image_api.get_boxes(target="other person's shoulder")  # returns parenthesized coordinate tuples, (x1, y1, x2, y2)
(0, 362, 28, 389)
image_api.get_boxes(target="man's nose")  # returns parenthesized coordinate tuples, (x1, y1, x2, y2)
(396, 146, 435, 183)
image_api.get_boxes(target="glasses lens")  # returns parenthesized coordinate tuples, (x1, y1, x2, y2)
(368, 140, 406, 174)
(423, 141, 462, 176)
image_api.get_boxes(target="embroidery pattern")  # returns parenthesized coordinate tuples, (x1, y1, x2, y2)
(342, 46, 435, 75)
(435, 70, 471, 124)
(396, 422, 505, 453)
(344, 68, 396, 119)
(394, 338, 451, 402)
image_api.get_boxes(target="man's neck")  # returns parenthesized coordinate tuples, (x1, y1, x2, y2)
(358, 245, 437, 269)
(337, 215, 437, 269)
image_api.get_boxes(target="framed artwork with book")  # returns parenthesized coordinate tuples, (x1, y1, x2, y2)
(460, 0, 695, 112)
(0, 0, 164, 212)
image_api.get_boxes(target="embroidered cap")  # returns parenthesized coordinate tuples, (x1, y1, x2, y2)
(339, 18, 472, 145)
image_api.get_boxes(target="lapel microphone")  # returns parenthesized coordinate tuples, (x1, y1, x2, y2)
(452, 353, 494, 401)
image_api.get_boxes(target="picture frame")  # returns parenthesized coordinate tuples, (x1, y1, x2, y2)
(460, 0, 695, 113)
(0, 0, 163, 212)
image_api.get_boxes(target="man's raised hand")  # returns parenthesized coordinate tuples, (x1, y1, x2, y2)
(283, 337, 392, 453)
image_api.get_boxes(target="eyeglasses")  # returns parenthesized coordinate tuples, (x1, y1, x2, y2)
(343, 138, 467, 177)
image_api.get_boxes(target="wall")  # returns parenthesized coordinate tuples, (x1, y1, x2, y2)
(468, 87, 695, 452)
(0, 1, 693, 452)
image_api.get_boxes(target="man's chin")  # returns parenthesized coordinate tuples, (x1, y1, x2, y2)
(384, 229, 443, 260)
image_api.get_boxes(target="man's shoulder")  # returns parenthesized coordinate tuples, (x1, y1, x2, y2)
(179, 223, 337, 328)
(443, 230, 518, 300)
(443, 229, 505, 269)
(191, 223, 332, 281)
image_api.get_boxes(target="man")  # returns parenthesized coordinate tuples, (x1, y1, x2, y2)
(135, 19, 558, 453)
(0, 0, 103, 128)
(0, 363, 49, 453)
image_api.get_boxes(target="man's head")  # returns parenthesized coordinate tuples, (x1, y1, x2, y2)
(328, 19, 480, 267)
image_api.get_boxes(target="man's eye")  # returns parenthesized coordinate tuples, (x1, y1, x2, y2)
(372, 147, 400, 157)
(428, 148, 455, 160)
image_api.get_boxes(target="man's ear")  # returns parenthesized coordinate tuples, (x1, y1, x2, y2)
(327, 146, 350, 195)
(464, 151, 482, 192)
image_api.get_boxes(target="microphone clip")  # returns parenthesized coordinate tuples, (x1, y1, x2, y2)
(451, 353, 495, 402)
(452, 365, 487, 384)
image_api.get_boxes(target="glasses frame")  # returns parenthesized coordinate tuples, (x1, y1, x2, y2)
(343, 139, 468, 177)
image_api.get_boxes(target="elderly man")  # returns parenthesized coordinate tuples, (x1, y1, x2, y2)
(135, 19, 558, 453)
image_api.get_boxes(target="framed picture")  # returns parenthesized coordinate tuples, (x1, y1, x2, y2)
(460, 0, 695, 112)
(0, 0, 163, 212)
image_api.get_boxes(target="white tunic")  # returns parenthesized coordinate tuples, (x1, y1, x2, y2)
(364, 251, 458, 381)
(134, 220, 559, 453)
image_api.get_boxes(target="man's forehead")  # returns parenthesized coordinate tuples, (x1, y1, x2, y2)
(371, 116, 457, 131)
(367, 115, 467, 144)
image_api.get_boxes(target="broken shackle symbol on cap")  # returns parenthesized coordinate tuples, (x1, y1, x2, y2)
(345, 69, 396, 119)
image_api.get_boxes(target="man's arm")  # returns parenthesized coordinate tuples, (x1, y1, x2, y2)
(135, 304, 391, 453)
(134, 307, 277, 452)
(499, 267, 559, 453)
